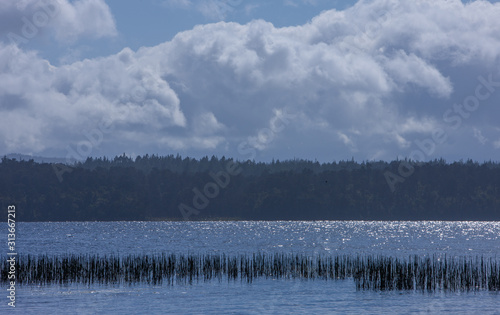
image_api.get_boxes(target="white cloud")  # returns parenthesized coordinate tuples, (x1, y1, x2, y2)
(473, 128, 487, 145)
(244, 4, 260, 16)
(0, 0, 116, 45)
(53, 0, 117, 42)
(337, 131, 354, 147)
(494, 140, 500, 149)
(397, 117, 437, 135)
(383, 51, 453, 98)
(0, 44, 186, 156)
(2, 0, 500, 161)
(193, 112, 225, 134)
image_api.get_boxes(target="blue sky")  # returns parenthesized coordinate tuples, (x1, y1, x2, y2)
(28, 0, 360, 64)
(1, 0, 500, 163)
(105, 0, 357, 48)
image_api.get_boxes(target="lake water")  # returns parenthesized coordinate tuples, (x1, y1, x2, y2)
(3, 221, 500, 314)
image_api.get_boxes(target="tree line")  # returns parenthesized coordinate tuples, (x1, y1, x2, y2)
(1, 155, 499, 221)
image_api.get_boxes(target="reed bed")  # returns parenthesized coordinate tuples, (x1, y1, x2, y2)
(352, 255, 500, 291)
(1, 253, 499, 291)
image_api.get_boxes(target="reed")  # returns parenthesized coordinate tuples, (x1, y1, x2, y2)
(1, 253, 499, 291)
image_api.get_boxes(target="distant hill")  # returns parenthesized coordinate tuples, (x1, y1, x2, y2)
(1, 155, 499, 221)
(3, 153, 78, 165)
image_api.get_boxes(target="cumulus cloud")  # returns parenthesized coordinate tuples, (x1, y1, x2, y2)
(1, 0, 500, 161)
(0, 44, 186, 156)
(382, 51, 452, 98)
(0, 0, 116, 45)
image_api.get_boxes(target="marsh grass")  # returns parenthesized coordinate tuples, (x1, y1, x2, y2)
(1, 253, 499, 291)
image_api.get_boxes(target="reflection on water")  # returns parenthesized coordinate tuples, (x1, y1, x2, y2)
(5, 221, 500, 314)
(16, 221, 500, 258)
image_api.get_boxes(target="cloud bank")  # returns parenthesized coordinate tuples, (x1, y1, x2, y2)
(0, 0, 116, 44)
(1, 0, 500, 162)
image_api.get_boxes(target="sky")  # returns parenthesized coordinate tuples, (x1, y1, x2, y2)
(1, 0, 500, 163)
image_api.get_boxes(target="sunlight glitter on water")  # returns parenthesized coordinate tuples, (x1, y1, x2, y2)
(4, 221, 500, 314)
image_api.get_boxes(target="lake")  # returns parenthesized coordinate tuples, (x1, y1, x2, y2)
(2, 221, 500, 314)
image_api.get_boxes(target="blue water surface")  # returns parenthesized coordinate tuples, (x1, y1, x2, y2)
(2, 221, 500, 314)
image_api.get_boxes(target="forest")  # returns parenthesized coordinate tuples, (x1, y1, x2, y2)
(1, 154, 500, 221)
